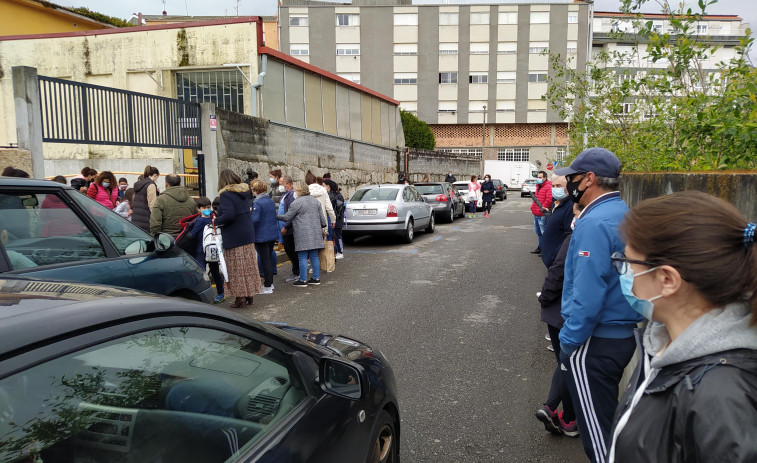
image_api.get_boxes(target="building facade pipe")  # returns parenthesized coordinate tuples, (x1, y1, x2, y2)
(252, 54, 268, 117)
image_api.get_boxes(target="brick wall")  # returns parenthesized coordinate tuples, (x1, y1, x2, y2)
(431, 123, 568, 147)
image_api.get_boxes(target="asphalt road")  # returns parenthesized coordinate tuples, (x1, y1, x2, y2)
(231, 196, 586, 462)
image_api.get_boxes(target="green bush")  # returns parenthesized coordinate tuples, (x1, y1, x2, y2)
(400, 109, 436, 150)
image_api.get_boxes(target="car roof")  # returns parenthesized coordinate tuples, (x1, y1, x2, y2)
(0, 177, 73, 189)
(0, 278, 301, 357)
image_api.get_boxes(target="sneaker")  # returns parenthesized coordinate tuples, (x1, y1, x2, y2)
(307, 278, 321, 285)
(547, 344, 555, 352)
(213, 294, 226, 304)
(530, 247, 542, 254)
(535, 405, 561, 435)
(335, 253, 344, 259)
(545, 333, 551, 341)
(293, 280, 308, 287)
(558, 412, 579, 437)
(261, 286, 274, 294)
(285, 273, 299, 283)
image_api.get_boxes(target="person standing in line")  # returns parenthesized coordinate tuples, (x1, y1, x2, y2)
(530, 170, 553, 255)
(445, 171, 456, 183)
(214, 169, 261, 308)
(117, 177, 129, 201)
(70, 167, 96, 193)
(149, 174, 197, 237)
(251, 180, 279, 295)
(325, 179, 346, 259)
(466, 175, 480, 218)
(114, 188, 135, 220)
(132, 166, 160, 232)
(480, 174, 494, 218)
(277, 181, 327, 287)
(279, 175, 300, 283)
(86, 171, 119, 209)
(188, 197, 225, 303)
(243, 168, 258, 186)
(554, 148, 643, 463)
(539, 175, 574, 268)
(605, 192, 757, 463)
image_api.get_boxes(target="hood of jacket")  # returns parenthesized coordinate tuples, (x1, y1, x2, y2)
(308, 183, 328, 198)
(645, 301, 757, 369)
(219, 182, 250, 195)
(160, 185, 191, 202)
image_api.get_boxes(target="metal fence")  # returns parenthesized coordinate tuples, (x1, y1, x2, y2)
(38, 76, 201, 149)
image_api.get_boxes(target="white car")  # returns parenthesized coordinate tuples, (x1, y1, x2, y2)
(452, 181, 482, 210)
(521, 179, 538, 197)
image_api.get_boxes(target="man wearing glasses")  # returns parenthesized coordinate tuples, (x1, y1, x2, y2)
(553, 148, 643, 463)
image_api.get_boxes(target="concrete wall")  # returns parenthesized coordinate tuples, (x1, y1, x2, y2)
(620, 172, 757, 220)
(403, 148, 479, 183)
(0, 148, 32, 174)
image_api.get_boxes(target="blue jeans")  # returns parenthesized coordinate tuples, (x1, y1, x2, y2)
(297, 249, 320, 282)
(534, 215, 546, 248)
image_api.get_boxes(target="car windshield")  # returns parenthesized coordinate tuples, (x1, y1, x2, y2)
(524, 180, 537, 185)
(414, 185, 444, 195)
(350, 188, 399, 202)
(453, 184, 469, 191)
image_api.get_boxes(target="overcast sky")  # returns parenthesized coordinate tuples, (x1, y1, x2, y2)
(58, 0, 755, 61)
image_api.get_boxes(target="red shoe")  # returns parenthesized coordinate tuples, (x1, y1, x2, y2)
(558, 411, 579, 437)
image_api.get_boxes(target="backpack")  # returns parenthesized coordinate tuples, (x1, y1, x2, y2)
(335, 198, 346, 223)
(175, 213, 200, 254)
(202, 224, 221, 262)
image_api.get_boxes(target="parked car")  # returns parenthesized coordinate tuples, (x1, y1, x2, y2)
(452, 181, 482, 211)
(343, 184, 434, 243)
(521, 179, 538, 197)
(0, 277, 399, 463)
(0, 178, 213, 303)
(414, 182, 465, 222)
(491, 179, 508, 201)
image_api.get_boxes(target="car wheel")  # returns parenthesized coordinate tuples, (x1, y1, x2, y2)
(456, 203, 465, 218)
(402, 219, 414, 243)
(343, 234, 356, 244)
(425, 213, 435, 233)
(447, 207, 455, 223)
(366, 410, 398, 463)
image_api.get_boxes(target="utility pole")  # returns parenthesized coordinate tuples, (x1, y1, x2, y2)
(480, 105, 486, 176)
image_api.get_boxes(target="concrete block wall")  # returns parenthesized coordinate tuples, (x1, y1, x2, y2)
(403, 149, 480, 183)
(0, 148, 32, 175)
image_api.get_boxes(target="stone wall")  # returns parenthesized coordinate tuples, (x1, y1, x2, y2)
(621, 172, 757, 220)
(402, 148, 480, 183)
(0, 148, 32, 175)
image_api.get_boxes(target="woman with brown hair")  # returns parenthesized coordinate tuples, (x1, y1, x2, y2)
(214, 169, 261, 308)
(132, 165, 160, 232)
(607, 191, 757, 462)
(86, 170, 119, 209)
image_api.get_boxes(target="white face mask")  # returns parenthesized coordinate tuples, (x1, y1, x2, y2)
(293, 192, 299, 199)
(269, 177, 276, 183)
(278, 185, 285, 193)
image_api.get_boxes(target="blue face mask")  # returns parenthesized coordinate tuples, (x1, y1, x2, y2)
(536, 178, 544, 185)
(619, 266, 662, 320)
(201, 208, 211, 217)
(552, 187, 567, 200)
(102, 182, 110, 188)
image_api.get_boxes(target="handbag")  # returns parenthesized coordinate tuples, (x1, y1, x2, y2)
(319, 238, 336, 273)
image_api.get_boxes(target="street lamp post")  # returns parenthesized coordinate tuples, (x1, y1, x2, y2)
(480, 105, 487, 176)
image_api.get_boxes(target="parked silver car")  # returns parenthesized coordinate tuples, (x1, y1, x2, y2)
(521, 179, 538, 197)
(343, 184, 434, 243)
(452, 181, 482, 211)
(414, 182, 465, 223)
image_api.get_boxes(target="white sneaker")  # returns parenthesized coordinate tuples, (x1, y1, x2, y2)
(261, 286, 273, 294)
(335, 253, 344, 259)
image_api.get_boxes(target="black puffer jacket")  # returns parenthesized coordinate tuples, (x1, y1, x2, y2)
(611, 346, 757, 462)
(538, 230, 571, 329)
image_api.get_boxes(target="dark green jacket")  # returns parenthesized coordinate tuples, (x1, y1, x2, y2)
(150, 186, 197, 237)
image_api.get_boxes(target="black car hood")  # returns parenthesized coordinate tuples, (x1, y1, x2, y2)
(269, 323, 374, 361)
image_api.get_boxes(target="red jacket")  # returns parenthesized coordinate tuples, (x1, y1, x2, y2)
(87, 183, 118, 209)
(530, 180, 553, 216)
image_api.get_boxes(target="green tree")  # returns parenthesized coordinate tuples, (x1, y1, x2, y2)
(544, 0, 756, 171)
(400, 109, 436, 150)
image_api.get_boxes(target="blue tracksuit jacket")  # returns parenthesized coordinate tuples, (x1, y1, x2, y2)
(559, 192, 643, 354)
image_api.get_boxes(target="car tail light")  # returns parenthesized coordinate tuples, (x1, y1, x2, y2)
(497, 185, 502, 190)
(435, 194, 449, 202)
(387, 204, 398, 217)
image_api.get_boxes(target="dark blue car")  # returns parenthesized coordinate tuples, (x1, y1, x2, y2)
(0, 278, 400, 462)
(0, 178, 213, 303)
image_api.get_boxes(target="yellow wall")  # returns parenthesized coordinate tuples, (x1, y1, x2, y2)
(0, 0, 112, 36)
(263, 18, 278, 50)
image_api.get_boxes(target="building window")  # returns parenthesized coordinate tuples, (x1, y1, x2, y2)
(529, 41, 549, 54)
(438, 102, 457, 113)
(439, 13, 458, 25)
(441, 148, 483, 157)
(497, 72, 516, 83)
(498, 148, 530, 161)
(470, 43, 489, 55)
(568, 12, 578, 24)
(528, 73, 547, 82)
(470, 12, 490, 25)
(394, 44, 418, 55)
(567, 41, 577, 53)
(652, 21, 663, 33)
(499, 12, 518, 24)
(497, 42, 517, 54)
(530, 11, 550, 24)
(177, 70, 245, 113)
(394, 72, 417, 84)
(556, 147, 566, 162)
(439, 43, 458, 55)
(336, 44, 360, 55)
(289, 15, 309, 26)
(469, 73, 488, 84)
(616, 102, 634, 115)
(696, 23, 708, 35)
(290, 44, 309, 56)
(439, 72, 458, 84)
(336, 14, 360, 26)
(337, 73, 360, 84)
(394, 13, 418, 26)
(496, 101, 515, 112)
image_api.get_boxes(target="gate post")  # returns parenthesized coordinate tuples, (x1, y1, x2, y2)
(12, 66, 44, 178)
(201, 103, 219, 200)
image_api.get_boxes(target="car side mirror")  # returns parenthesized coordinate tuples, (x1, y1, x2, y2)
(154, 233, 175, 253)
(319, 357, 364, 400)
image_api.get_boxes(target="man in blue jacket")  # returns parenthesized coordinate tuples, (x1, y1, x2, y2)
(554, 148, 643, 463)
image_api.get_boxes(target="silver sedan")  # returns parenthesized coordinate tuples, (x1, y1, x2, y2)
(343, 184, 435, 243)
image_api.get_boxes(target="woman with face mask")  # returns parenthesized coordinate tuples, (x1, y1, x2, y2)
(606, 191, 757, 463)
(480, 175, 494, 218)
(86, 170, 119, 209)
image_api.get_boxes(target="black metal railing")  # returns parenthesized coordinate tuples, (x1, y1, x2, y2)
(38, 76, 201, 149)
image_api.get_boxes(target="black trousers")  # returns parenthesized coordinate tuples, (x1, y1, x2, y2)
(282, 233, 299, 275)
(255, 241, 275, 287)
(207, 261, 224, 296)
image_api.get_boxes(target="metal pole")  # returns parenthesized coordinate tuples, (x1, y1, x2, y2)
(480, 105, 486, 176)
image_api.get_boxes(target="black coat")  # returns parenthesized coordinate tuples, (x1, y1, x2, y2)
(540, 197, 574, 268)
(131, 178, 157, 232)
(444, 174, 456, 183)
(328, 190, 346, 229)
(480, 181, 494, 201)
(215, 183, 255, 250)
(611, 347, 757, 462)
(538, 231, 571, 329)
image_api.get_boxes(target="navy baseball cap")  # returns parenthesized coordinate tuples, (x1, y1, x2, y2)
(554, 147, 621, 178)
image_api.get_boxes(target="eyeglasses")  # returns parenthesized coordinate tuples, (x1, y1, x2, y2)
(610, 251, 658, 275)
